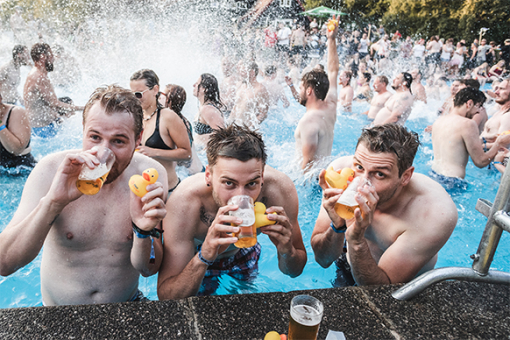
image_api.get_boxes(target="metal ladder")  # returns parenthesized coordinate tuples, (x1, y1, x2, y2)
(392, 164, 510, 300)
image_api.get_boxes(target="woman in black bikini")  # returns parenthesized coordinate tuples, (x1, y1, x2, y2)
(160, 84, 204, 175)
(192, 73, 225, 148)
(0, 93, 36, 169)
(130, 69, 191, 195)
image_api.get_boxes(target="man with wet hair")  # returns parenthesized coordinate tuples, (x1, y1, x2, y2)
(0, 45, 30, 104)
(158, 124, 306, 300)
(338, 70, 354, 112)
(294, 16, 340, 171)
(262, 65, 290, 108)
(312, 124, 457, 287)
(481, 79, 510, 145)
(373, 72, 414, 126)
(23, 43, 83, 135)
(431, 88, 510, 188)
(230, 61, 270, 127)
(362, 75, 392, 120)
(0, 85, 168, 305)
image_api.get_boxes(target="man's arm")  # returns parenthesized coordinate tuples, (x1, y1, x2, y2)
(129, 161, 168, 277)
(38, 76, 84, 113)
(311, 157, 353, 268)
(324, 18, 340, 104)
(284, 76, 299, 102)
(157, 183, 240, 300)
(259, 168, 306, 277)
(0, 150, 97, 276)
(255, 86, 270, 123)
(464, 121, 510, 168)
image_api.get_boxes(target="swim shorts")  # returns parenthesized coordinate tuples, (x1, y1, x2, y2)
(197, 243, 261, 296)
(429, 169, 468, 191)
(129, 289, 150, 302)
(32, 121, 61, 138)
(333, 253, 356, 288)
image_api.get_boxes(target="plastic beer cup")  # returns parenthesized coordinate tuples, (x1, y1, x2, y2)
(228, 195, 257, 248)
(76, 146, 115, 195)
(288, 295, 324, 340)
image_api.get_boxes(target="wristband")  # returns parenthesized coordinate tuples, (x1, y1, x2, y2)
(132, 221, 163, 239)
(482, 137, 487, 153)
(289, 84, 294, 87)
(198, 249, 215, 266)
(330, 221, 347, 234)
(0, 125, 6, 131)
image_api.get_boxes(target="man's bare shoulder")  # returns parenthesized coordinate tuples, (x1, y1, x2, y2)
(261, 165, 297, 206)
(407, 173, 457, 219)
(168, 173, 208, 207)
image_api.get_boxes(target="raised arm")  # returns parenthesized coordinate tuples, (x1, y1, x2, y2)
(325, 17, 340, 104)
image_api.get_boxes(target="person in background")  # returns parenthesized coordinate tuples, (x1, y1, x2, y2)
(192, 73, 225, 148)
(0, 92, 36, 169)
(159, 84, 204, 175)
(0, 45, 30, 105)
(130, 69, 192, 196)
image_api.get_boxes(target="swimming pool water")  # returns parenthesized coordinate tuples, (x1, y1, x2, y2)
(1, 89, 509, 309)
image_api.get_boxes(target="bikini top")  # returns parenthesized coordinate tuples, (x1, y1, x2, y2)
(144, 108, 171, 150)
(194, 102, 222, 135)
(0, 106, 34, 167)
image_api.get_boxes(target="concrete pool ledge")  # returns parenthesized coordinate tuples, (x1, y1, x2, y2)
(0, 281, 508, 339)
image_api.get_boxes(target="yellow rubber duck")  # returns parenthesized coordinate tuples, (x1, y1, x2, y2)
(501, 130, 510, 135)
(324, 166, 355, 190)
(264, 331, 286, 340)
(254, 202, 277, 228)
(327, 19, 339, 31)
(129, 168, 159, 197)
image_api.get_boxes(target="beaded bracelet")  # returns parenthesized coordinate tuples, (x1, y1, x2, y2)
(198, 249, 215, 266)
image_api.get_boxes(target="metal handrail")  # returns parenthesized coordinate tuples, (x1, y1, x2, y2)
(392, 163, 510, 300)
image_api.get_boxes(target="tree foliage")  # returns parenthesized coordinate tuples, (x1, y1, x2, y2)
(304, 0, 510, 43)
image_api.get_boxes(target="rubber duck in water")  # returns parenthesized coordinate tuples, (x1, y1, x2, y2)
(129, 168, 159, 197)
(254, 202, 277, 228)
(324, 166, 355, 190)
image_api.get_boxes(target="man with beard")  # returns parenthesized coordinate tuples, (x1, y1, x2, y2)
(372, 72, 414, 126)
(23, 43, 83, 137)
(311, 124, 457, 287)
(294, 16, 339, 171)
(480, 79, 510, 147)
(362, 75, 392, 120)
(0, 45, 30, 105)
(431, 88, 510, 189)
(157, 124, 306, 299)
(0, 85, 168, 305)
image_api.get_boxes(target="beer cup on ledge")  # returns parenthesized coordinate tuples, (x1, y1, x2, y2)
(288, 295, 324, 340)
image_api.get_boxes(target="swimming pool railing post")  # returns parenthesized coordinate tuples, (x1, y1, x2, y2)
(392, 163, 510, 300)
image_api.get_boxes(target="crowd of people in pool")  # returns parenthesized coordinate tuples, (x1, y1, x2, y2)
(1, 13, 510, 306)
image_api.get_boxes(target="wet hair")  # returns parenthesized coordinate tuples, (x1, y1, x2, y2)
(453, 87, 486, 107)
(130, 69, 161, 108)
(461, 78, 481, 90)
(207, 124, 267, 168)
(402, 72, 413, 88)
(12, 45, 27, 62)
(314, 64, 325, 71)
(363, 72, 371, 82)
(199, 73, 224, 109)
(376, 75, 389, 85)
(301, 70, 329, 101)
(30, 43, 51, 62)
(264, 65, 277, 77)
(343, 71, 353, 82)
(164, 84, 187, 116)
(83, 84, 143, 138)
(357, 124, 420, 177)
(247, 62, 259, 76)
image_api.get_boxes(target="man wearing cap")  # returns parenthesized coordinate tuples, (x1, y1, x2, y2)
(373, 72, 414, 126)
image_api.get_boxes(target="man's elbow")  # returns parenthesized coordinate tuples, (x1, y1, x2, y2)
(314, 253, 333, 269)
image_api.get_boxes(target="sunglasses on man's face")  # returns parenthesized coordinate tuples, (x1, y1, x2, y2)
(133, 88, 151, 99)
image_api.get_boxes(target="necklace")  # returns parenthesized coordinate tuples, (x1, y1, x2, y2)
(144, 108, 157, 121)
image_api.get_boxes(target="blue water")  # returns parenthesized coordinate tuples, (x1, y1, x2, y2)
(1, 87, 509, 308)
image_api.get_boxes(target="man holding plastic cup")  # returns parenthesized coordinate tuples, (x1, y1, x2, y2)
(0, 85, 168, 305)
(158, 124, 307, 300)
(311, 124, 457, 287)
